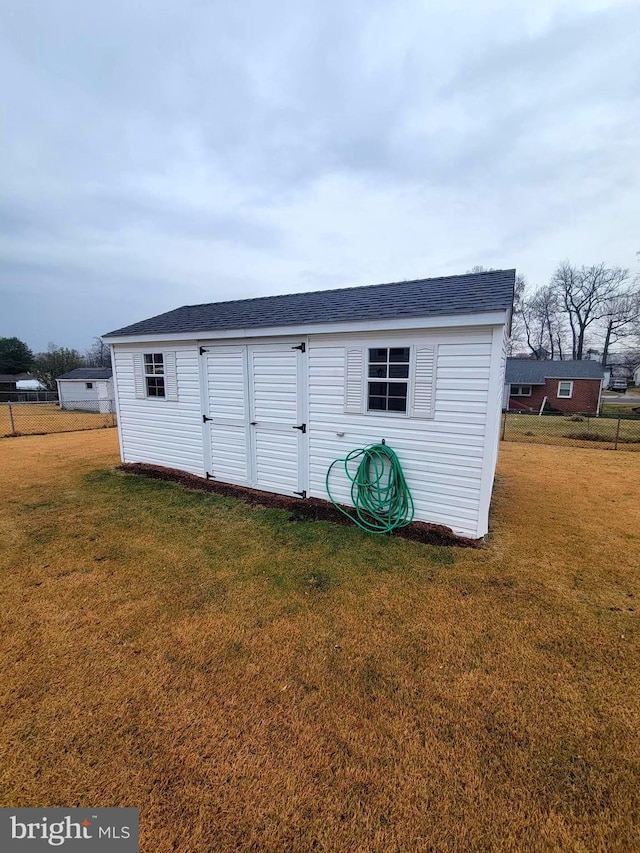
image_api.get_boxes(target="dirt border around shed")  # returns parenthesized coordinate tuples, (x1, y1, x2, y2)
(118, 462, 480, 548)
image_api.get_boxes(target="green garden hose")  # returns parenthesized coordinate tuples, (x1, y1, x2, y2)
(325, 443, 414, 533)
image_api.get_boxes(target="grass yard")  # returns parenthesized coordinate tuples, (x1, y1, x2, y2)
(0, 402, 115, 437)
(504, 411, 640, 450)
(1, 432, 639, 852)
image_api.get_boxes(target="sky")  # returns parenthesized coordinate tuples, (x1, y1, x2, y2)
(1, 0, 639, 353)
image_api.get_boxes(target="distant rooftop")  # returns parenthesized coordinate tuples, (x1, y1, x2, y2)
(57, 368, 113, 381)
(104, 269, 516, 338)
(506, 359, 604, 385)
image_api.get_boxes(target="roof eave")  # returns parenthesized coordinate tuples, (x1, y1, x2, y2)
(104, 309, 510, 345)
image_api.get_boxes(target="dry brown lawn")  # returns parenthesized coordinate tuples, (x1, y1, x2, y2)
(1, 432, 639, 852)
(0, 403, 115, 437)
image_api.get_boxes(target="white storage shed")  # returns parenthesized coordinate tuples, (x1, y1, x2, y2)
(104, 269, 515, 539)
(56, 368, 114, 413)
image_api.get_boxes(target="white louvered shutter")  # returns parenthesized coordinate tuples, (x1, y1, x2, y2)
(411, 345, 437, 419)
(163, 352, 178, 401)
(133, 353, 146, 399)
(344, 348, 364, 414)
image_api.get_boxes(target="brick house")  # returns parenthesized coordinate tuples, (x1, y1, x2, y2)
(504, 359, 604, 415)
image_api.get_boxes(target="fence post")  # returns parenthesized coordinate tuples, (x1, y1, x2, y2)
(8, 403, 16, 436)
(501, 411, 506, 441)
(614, 417, 621, 451)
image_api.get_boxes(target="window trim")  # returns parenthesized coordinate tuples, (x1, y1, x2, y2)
(143, 352, 166, 398)
(557, 380, 573, 399)
(510, 384, 532, 397)
(366, 346, 411, 416)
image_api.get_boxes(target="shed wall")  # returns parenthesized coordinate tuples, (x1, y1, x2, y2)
(58, 380, 100, 410)
(307, 327, 497, 538)
(112, 343, 204, 475)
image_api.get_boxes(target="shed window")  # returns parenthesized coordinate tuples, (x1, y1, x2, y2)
(85, 382, 93, 390)
(557, 380, 573, 398)
(144, 353, 165, 397)
(367, 348, 410, 413)
(510, 384, 531, 396)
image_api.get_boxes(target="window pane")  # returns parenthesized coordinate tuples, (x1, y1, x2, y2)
(144, 353, 164, 374)
(368, 364, 388, 378)
(146, 377, 165, 397)
(369, 348, 388, 363)
(368, 382, 388, 396)
(368, 395, 386, 410)
(388, 397, 407, 412)
(389, 347, 410, 362)
(389, 364, 409, 378)
(388, 382, 407, 396)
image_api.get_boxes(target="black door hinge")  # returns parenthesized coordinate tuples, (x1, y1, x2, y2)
(292, 342, 306, 353)
(203, 414, 212, 423)
(294, 490, 307, 498)
(199, 346, 207, 355)
(293, 423, 306, 433)
(205, 472, 213, 480)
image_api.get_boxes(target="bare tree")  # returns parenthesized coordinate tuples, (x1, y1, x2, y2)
(521, 285, 566, 359)
(551, 261, 629, 359)
(506, 273, 527, 355)
(597, 289, 640, 366)
(465, 266, 526, 354)
(85, 337, 111, 368)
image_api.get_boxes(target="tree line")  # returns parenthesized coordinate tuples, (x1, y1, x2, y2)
(0, 337, 110, 391)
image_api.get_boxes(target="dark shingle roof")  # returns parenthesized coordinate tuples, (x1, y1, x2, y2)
(104, 269, 515, 338)
(57, 368, 113, 380)
(506, 359, 604, 384)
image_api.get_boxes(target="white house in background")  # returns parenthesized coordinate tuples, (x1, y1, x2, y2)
(103, 269, 515, 539)
(56, 368, 114, 413)
(633, 364, 640, 387)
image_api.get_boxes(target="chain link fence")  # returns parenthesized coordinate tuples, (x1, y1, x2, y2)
(1, 401, 117, 437)
(502, 411, 640, 451)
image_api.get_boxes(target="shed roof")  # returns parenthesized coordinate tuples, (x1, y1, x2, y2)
(104, 269, 515, 338)
(506, 359, 604, 385)
(57, 368, 113, 380)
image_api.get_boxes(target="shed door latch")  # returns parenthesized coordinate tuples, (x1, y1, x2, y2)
(293, 423, 306, 433)
(203, 414, 212, 423)
(292, 342, 306, 353)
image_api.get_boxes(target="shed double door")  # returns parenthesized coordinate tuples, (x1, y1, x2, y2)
(202, 342, 306, 496)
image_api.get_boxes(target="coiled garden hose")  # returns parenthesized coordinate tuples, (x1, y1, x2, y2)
(325, 443, 414, 533)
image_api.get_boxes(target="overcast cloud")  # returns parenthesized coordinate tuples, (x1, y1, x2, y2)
(1, 0, 638, 351)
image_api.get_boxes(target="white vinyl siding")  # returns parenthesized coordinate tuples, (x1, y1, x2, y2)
(308, 328, 494, 538)
(112, 343, 204, 476)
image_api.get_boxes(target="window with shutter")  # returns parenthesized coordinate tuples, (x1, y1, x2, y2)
(132, 352, 179, 400)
